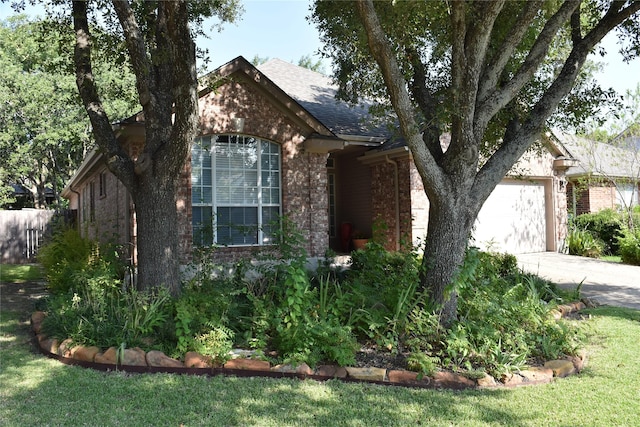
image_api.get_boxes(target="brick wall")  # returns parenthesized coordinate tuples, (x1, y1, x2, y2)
(588, 184, 617, 212)
(77, 168, 130, 249)
(568, 180, 620, 215)
(370, 157, 415, 251)
(194, 75, 330, 261)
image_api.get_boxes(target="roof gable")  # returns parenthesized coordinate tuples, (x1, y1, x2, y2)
(255, 58, 387, 138)
(555, 132, 639, 179)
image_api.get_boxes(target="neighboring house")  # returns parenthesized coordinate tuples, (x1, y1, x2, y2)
(556, 132, 640, 216)
(63, 56, 575, 263)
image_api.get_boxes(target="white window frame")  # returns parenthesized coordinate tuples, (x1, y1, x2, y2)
(191, 134, 281, 247)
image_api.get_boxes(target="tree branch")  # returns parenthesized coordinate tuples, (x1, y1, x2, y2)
(474, 0, 640, 207)
(164, 0, 199, 177)
(448, 1, 504, 174)
(355, 0, 448, 202)
(478, 0, 544, 103)
(111, 0, 152, 107)
(406, 48, 444, 161)
(475, 0, 580, 131)
(72, 0, 135, 188)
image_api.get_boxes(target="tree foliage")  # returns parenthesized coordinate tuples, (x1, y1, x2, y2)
(312, 0, 640, 325)
(0, 15, 137, 209)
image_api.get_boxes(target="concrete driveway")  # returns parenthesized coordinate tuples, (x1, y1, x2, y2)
(516, 252, 640, 310)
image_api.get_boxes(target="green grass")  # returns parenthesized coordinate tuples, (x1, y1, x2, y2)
(2, 304, 640, 426)
(600, 255, 622, 263)
(0, 264, 44, 283)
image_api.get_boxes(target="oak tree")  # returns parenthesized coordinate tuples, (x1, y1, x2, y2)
(312, 0, 640, 325)
(70, 0, 240, 294)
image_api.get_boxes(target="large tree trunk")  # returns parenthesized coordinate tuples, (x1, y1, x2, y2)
(132, 175, 181, 295)
(419, 189, 477, 327)
(72, 0, 198, 295)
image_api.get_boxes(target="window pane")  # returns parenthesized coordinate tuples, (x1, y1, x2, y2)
(262, 207, 280, 244)
(192, 206, 213, 246)
(217, 207, 258, 245)
(208, 136, 281, 247)
(192, 187, 202, 204)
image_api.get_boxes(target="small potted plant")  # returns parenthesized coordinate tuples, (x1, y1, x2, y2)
(351, 230, 370, 250)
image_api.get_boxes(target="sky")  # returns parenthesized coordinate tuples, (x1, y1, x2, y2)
(1, 0, 638, 99)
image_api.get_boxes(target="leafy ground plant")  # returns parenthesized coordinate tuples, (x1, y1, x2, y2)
(32, 220, 585, 376)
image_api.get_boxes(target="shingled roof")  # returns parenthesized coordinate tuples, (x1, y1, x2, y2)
(556, 132, 640, 179)
(256, 58, 388, 139)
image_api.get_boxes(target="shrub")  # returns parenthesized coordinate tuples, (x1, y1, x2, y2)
(573, 209, 625, 254)
(618, 228, 640, 265)
(434, 250, 585, 377)
(38, 228, 93, 294)
(193, 326, 234, 364)
(38, 227, 124, 295)
(38, 217, 585, 377)
(346, 242, 422, 348)
(566, 226, 604, 258)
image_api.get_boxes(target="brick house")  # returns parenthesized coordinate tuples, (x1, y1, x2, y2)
(557, 133, 640, 216)
(360, 133, 575, 254)
(63, 56, 574, 264)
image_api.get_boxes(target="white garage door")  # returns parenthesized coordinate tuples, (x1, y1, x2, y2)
(473, 180, 547, 254)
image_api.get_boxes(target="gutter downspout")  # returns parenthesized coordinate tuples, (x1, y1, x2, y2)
(385, 156, 401, 251)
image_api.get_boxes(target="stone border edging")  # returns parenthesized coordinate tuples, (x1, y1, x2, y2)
(29, 301, 589, 390)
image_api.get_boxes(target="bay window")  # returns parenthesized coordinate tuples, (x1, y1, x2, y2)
(191, 135, 281, 246)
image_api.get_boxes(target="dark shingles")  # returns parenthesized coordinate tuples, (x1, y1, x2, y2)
(256, 59, 388, 138)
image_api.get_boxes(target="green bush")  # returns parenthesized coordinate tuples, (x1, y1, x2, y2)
(566, 226, 604, 258)
(38, 228, 93, 294)
(38, 217, 584, 377)
(346, 242, 422, 348)
(619, 228, 640, 265)
(38, 227, 124, 294)
(573, 209, 625, 254)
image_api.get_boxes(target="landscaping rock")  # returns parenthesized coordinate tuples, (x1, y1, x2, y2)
(271, 363, 313, 375)
(345, 367, 386, 382)
(39, 337, 59, 354)
(566, 349, 588, 372)
(387, 370, 428, 385)
(314, 365, 348, 378)
(95, 347, 118, 365)
(476, 374, 498, 388)
(184, 351, 215, 368)
(519, 367, 554, 383)
(502, 373, 524, 386)
(73, 346, 100, 362)
(224, 358, 271, 371)
(572, 301, 587, 311)
(122, 348, 147, 366)
(31, 311, 46, 333)
(146, 350, 183, 368)
(57, 339, 76, 358)
(432, 371, 476, 389)
(544, 359, 576, 378)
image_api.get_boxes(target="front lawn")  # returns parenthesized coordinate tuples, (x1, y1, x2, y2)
(2, 304, 639, 426)
(0, 264, 44, 283)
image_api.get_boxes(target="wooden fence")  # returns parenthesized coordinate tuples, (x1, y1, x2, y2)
(0, 209, 56, 264)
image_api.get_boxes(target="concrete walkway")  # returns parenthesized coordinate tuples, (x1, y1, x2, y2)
(516, 252, 640, 310)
